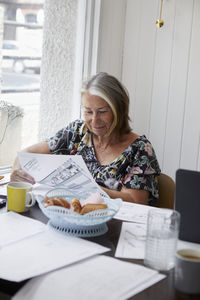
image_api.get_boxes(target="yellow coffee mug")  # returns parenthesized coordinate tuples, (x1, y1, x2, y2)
(7, 182, 36, 212)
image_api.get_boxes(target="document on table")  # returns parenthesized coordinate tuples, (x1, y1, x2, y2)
(115, 222, 200, 260)
(0, 211, 46, 248)
(18, 152, 102, 195)
(114, 201, 158, 224)
(13, 255, 166, 300)
(0, 213, 109, 282)
(115, 222, 147, 259)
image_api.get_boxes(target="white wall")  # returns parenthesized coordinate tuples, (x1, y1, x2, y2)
(96, 0, 126, 78)
(0, 5, 4, 92)
(39, 0, 78, 139)
(96, 0, 200, 179)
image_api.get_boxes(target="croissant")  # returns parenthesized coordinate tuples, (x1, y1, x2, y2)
(80, 203, 108, 215)
(71, 198, 82, 213)
(44, 196, 70, 209)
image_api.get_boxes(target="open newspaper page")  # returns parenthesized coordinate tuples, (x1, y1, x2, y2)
(18, 152, 103, 196)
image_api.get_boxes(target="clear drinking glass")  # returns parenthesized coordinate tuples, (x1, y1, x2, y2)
(144, 208, 180, 272)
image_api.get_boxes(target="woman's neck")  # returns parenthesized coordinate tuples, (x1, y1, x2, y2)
(93, 134, 115, 150)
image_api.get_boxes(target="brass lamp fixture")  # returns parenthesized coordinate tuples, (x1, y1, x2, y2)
(156, 0, 164, 28)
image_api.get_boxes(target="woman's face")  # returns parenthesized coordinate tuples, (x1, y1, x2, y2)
(82, 92, 114, 137)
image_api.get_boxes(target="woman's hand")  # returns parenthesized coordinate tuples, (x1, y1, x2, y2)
(10, 168, 35, 184)
(10, 141, 50, 184)
(10, 156, 35, 184)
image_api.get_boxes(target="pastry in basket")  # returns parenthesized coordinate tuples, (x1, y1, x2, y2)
(79, 191, 108, 215)
(71, 195, 108, 214)
(44, 196, 70, 209)
(80, 191, 104, 206)
(71, 198, 82, 213)
(80, 203, 108, 215)
(44, 191, 108, 215)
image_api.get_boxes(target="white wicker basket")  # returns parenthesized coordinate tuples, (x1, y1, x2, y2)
(36, 188, 122, 237)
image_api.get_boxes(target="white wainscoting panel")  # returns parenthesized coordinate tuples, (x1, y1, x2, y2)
(122, 0, 200, 179)
(97, 0, 126, 78)
(161, 0, 194, 179)
(96, 0, 200, 179)
(179, 0, 200, 171)
(122, 0, 158, 136)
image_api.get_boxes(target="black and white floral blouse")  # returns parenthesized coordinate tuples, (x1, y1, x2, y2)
(46, 119, 161, 205)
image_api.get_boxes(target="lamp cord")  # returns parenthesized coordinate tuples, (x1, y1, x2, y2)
(160, 0, 164, 20)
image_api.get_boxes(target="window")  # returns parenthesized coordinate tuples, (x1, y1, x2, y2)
(1, 1, 44, 92)
(0, 0, 97, 168)
(0, 0, 44, 167)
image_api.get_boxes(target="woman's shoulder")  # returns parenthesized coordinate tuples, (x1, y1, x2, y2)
(127, 134, 158, 160)
(68, 119, 85, 128)
(126, 134, 161, 173)
(133, 134, 150, 143)
(131, 134, 153, 148)
(67, 119, 88, 134)
(123, 132, 150, 145)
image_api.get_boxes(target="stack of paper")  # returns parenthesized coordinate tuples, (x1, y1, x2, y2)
(0, 212, 109, 282)
(13, 255, 165, 300)
(0, 212, 45, 247)
(0, 204, 168, 299)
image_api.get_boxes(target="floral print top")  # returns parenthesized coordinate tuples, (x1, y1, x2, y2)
(46, 119, 161, 205)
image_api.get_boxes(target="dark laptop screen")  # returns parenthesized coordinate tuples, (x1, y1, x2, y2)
(175, 168, 200, 243)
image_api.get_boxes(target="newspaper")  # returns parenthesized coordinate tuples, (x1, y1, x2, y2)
(18, 152, 102, 196)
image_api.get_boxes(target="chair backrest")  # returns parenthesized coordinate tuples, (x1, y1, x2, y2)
(156, 173, 175, 209)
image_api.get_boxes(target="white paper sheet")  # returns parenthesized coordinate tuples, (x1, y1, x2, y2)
(115, 222, 147, 259)
(33, 182, 55, 197)
(12, 255, 165, 300)
(0, 172, 10, 196)
(0, 172, 10, 185)
(114, 201, 158, 224)
(0, 166, 11, 176)
(0, 226, 109, 282)
(177, 239, 200, 251)
(115, 222, 200, 260)
(0, 211, 45, 248)
(18, 152, 102, 195)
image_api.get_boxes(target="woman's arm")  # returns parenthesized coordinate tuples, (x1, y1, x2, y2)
(100, 185, 149, 205)
(10, 141, 50, 183)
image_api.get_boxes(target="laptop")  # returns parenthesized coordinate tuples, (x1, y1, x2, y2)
(175, 168, 200, 243)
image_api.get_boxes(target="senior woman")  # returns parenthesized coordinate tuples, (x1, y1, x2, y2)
(11, 72, 160, 205)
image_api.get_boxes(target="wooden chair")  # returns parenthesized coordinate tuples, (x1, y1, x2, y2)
(156, 173, 175, 209)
